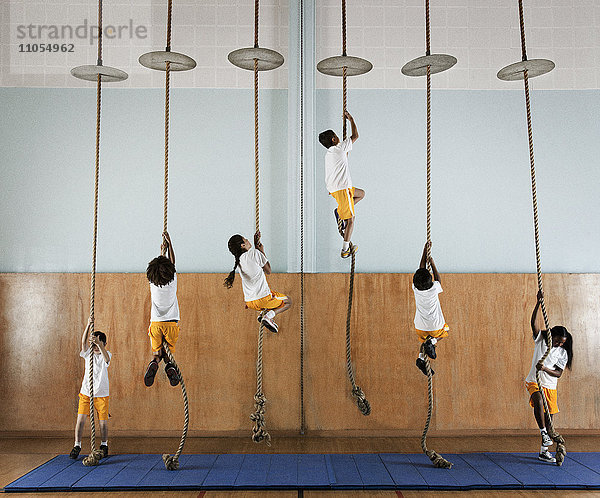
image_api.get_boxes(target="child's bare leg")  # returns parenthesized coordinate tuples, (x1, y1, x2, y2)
(99, 419, 108, 442)
(273, 297, 292, 316)
(344, 217, 355, 242)
(353, 188, 365, 204)
(75, 413, 86, 442)
(530, 391, 546, 430)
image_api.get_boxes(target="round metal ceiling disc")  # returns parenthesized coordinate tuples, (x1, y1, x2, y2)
(401, 54, 457, 77)
(228, 47, 284, 71)
(139, 51, 197, 71)
(317, 56, 373, 76)
(70, 65, 128, 82)
(497, 59, 555, 81)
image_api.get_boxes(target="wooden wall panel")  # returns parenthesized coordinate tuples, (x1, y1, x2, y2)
(0, 273, 598, 435)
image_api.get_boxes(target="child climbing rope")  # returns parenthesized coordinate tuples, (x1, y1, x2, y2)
(412, 241, 449, 376)
(224, 230, 292, 333)
(525, 290, 573, 463)
(319, 110, 365, 258)
(70, 317, 111, 460)
(144, 231, 181, 387)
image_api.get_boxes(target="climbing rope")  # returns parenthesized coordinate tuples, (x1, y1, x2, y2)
(418, 0, 451, 469)
(299, 0, 306, 435)
(157, 0, 189, 471)
(338, 0, 370, 417)
(82, 0, 105, 468)
(251, 320, 271, 444)
(516, 0, 566, 466)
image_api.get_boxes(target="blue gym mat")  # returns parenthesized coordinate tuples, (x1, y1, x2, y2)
(4, 452, 600, 492)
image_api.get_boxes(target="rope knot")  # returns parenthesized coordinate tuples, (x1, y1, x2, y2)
(426, 450, 453, 469)
(351, 386, 371, 416)
(162, 453, 180, 470)
(82, 449, 104, 467)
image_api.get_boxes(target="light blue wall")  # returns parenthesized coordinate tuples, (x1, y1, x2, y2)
(315, 89, 600, 273)
(0, 88, 289, 272)
(1, 88, 599, 273)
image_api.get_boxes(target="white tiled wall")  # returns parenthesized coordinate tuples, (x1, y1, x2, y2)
(1, 0, 289, 88)
(316, 0, 600, 89)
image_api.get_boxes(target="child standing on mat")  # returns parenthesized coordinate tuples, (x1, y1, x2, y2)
(412, 241, 449, 376)
(144, 231, 181, 387)
(224, 230, 292, 333)
(525, 290, 573, 464)
(70, 317, 111, 460)
(319, 110, 365, 258)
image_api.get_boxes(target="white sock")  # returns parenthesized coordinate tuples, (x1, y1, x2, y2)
(418, 353, 426, 360)
(342, 241, 350, 251)
(265, 310, 275, 320)
(540, 428, 548, 435)
(430, 338, 438, 345)
(540, 445, 548, 453)
(101, 440, 108, 446)
(74, 441, 81, 448)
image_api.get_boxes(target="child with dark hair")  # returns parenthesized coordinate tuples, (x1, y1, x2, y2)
(525, 290, 573, 464)
(319, 110, 365, 258)
(412, 241, 449, 376)
(224, 230, 292, 333)
(144, 231, 180, 388)
(70, 317, 111, 460)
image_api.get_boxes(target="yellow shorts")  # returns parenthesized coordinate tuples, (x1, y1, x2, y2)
(246, 292, 287, 312)
(416, 323, 450, 343)
(526, 382, 559, 415)
(148, 321, 180, 353)
(78, 393, 109, 420)
(330, 187, 356, 220)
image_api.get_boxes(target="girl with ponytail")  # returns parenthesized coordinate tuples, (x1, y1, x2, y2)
(225, 231, 292, 333)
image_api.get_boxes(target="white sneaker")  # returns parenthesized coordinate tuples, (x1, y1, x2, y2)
(538, 450, 556, 463)
(261, 316, 279, 333)
(341, 244, 358, 258)
(541, 432, 553, 447)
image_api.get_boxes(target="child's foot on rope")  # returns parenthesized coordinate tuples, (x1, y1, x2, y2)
(541, 431, 553, 447)
(261, 315, 279, 334)
(334, 208, 346, 234)
(538, 450, 556, 463)
(144, 359, 159, 387)
(165, 362, 180, 386)
(341, 244, 357, 258)
(69, 446, 81, 459)
(416, 357, 434, 376)
(423, 337, 437, 359)
(100, 444, 108, 458)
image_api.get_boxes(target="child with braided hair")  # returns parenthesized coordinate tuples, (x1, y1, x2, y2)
(225, 230, 292, 333)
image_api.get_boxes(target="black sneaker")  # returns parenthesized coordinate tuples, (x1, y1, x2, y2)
(144, 360, 159, 387)
(538, 450, 556, 463)
(99, 444, 108, 458)
(423, 338, 437, 359)
(541, 432, 553, 447)
(416, 358, 434, 376)
(165, 362, 180, 386)
(69, 446, 81, 459)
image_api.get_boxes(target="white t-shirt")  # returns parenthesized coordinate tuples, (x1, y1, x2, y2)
(150, 273, 180, 321)
(324, 137, 353, 193)
(413, 281, 445, 331)
(525, 331, 568, 389)
(238, 248, 271, 302)
(79, 347, 111, 398)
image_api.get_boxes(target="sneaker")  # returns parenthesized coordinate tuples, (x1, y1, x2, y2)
(538, 450, 556, 463)
(334, 208, 346, 233)
(69, 446, 81, 459)
(99, 444, 108, 458)
(341, 244, 358, 258)
(144, 360, 159, 387)
(416, 358, 434, 376)
(257, 310, 266, 323)
(261, 315, 279, 333)
(165, 362, 180, 386)
(423, 338, 437, 359)
(541, 432, 553, 447)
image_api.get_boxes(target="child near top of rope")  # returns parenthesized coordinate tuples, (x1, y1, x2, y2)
(412, 241, 449, 376)
(224, 230, 292, 333)
(70, 317, 111, 460)
(525, 290, 573, 464)
(144, 231, 181, 388)
(318, 110, 365, 258)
